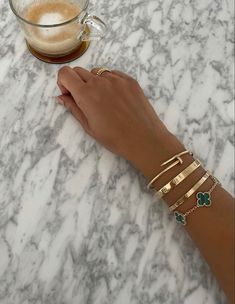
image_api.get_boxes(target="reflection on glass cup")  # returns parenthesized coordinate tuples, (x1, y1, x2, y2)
(9, 0, 107, 63)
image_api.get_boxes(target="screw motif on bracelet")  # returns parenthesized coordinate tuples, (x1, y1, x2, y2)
(147, 150, 192, 189)
(156, 159, 201, 198)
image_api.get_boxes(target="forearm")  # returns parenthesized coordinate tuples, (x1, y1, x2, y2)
(56, 66, 234, 302)
(131, 130, 235, 303)
(164, 161, 234, 303)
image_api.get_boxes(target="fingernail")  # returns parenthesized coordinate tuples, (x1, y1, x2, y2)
(56, 96, 64, 106)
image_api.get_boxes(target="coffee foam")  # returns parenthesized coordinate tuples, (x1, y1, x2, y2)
(38, 13, 66, 37)
(39, 12, 66, 25)
(23, 0, 82, 55)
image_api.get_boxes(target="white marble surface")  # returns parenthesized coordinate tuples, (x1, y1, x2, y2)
(0, 0, 234, 303)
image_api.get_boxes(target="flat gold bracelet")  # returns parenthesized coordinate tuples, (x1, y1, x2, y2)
(147, 150, 192, 189)
(156, 159, 201, 198)
(169, 171, 210, 212)
(174, 176, 220, 225)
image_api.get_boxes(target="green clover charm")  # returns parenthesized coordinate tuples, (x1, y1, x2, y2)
(197, 192, 211, 207)
(174, 211, 186, 225)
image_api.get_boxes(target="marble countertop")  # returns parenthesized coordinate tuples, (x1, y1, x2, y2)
(0, 0, 234, 303)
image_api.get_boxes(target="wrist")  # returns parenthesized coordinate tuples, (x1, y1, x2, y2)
(128, 128, 187, 181)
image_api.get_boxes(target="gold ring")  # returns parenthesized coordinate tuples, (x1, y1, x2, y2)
(96, 67, 111, 76)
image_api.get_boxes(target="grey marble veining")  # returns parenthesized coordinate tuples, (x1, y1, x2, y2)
(0, 0, 234, 303)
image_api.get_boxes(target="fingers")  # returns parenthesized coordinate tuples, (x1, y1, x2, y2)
(57, 66, 84, 96)
(111, 70, 132, 79)
(57, 94, 90, 134)
(57, 82, 69, 95)
(73, 67, 94, 82)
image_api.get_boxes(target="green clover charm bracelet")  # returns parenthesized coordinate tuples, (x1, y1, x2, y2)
(197, 192, 211, 206)
(174, 176, 220, 226)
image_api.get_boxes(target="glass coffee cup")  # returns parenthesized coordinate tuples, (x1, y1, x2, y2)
(9, 0, 107, 63)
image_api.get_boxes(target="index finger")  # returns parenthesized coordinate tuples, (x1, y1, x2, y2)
(57, 66, 84, 98)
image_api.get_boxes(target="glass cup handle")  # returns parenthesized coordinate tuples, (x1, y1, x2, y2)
(79, 12, 107, 41)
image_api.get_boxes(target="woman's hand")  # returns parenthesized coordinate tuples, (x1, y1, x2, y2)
(57, 66, 183, 178)
(57, 67, 235, 303)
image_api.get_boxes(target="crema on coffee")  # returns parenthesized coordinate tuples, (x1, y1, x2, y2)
(23, 0, 82, 56)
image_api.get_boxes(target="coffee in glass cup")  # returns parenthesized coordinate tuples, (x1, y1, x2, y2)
(9, 0, 107, 63)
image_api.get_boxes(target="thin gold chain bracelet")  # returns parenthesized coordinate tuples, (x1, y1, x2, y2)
(174, 176, 220, 225)
(169, 171, 210, 212)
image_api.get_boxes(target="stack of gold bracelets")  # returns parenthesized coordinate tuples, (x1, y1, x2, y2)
(147, 150, 220, 226)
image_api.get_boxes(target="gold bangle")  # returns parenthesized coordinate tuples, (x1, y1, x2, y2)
(147, 150, 192, 189)
(174, 176, 220, 225)
(169, 171, 210, 212)
(156, 159, 201, 198)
